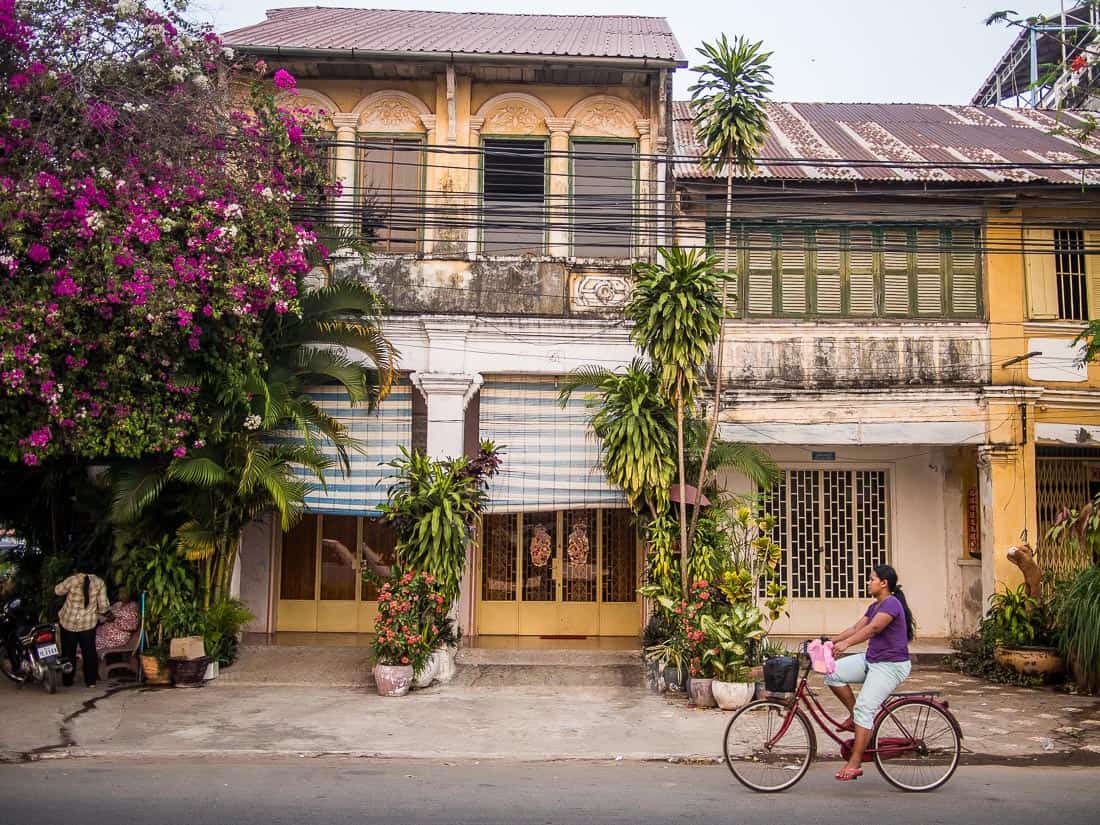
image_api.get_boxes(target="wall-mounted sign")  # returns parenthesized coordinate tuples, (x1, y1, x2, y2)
(967, 486, 980, 557)
(811, 451, 836, 462)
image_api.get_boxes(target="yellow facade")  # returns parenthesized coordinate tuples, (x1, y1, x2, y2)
(983, 207, 1100, 593)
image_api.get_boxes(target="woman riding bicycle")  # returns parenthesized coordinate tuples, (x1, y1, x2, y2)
(826, 564, 915, 782)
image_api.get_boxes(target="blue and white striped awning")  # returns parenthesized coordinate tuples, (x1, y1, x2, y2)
(479, 376, 625, 513)
(282, 382, 411, 516)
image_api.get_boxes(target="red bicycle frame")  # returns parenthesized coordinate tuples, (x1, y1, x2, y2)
(765, 654, 959, 759)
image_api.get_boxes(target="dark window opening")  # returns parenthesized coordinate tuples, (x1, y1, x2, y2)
(1055, 228, 1087, 321)
(359, 137, 421, 253)
(572, 141, 635, 258)
(483, 139, 545, 255)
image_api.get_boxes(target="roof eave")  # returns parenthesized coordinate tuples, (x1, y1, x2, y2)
(228, 43, 687, 69)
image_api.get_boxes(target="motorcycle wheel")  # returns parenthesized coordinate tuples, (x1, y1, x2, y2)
(43, 668, 58, 694)
(0, 648, 26, 683)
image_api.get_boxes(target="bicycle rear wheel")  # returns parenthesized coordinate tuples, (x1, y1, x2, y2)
(723, 700, 815, 792)
(872, 699, 960, 792)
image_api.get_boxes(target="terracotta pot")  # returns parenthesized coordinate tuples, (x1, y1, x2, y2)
(712, 680, 756, 711)
(994, 645, 1065, 678)
(373, 663, 414, 697)
(139, 654, 171, 685)
(689, 676, 717, 708)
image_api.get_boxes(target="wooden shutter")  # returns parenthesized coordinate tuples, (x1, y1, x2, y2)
(779, 230, 807, 315)
(1024, 226, 1058, 320)
(915, 226, 944, 315)
(1086, 230, 1100, 321)
(747, 230, 774, 315)
(949, 227, 981, 317)
(815, 228, 843, 315)
(848, 228, 876, 315)
(882, 228, 911, 314)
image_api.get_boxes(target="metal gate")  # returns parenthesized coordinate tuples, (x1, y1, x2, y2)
(1036, 448, 1096, 586)
(761, 469, 890, 600)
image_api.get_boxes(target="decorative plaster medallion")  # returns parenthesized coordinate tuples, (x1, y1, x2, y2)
(571, 273, 632, 310)
(484, 103, 542, 134)
(574, 102, 636, 137)
(360, 97, 426, 132)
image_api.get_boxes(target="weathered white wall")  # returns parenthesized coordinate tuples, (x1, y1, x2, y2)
(718, 445, 951, 638)
(238, 514, 274, 633)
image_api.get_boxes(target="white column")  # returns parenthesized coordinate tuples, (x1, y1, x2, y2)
(331, 113, 360, 229)
(467, 117, 485, 258)
(545, 117, 575, 257)
(411, 372, 482, 460)
(635, 119, 652, 258)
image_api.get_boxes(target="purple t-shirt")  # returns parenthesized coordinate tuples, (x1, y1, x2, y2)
(865, 595, 909, 663)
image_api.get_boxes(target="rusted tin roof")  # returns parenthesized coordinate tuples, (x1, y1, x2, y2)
(673, 100, 1100, 185)
(223, 7, 685, 63)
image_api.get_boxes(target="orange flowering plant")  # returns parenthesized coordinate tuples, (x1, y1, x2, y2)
(371, 570, 449, 675)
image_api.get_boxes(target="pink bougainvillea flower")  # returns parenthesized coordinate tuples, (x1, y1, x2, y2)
(272, 68, 296, 89)
(26, 243, 50, 263)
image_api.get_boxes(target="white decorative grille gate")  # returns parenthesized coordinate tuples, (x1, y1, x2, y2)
(761, 469, 890, 599)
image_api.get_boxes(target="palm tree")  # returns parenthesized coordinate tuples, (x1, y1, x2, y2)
(687, 34, 773, 553)
(558, 359, 677, 519)
(112, 274, 399, 605)
(625, 247, 727, 594)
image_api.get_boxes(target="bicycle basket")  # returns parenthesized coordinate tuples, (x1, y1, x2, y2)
(763, 655, 798, 693)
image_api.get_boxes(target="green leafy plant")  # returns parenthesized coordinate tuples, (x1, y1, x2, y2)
(371, 571, 449, 675)
(380, 442, 501, 611)
(985, 585, 1050, 648)
(125, 539, 196, 650)
(697, 605, 766, 680)
(1056, 565, 1100, 693)
(203, 598, 255, 667)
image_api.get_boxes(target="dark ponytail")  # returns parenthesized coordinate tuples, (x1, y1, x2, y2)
(874, 564, 916, 641)
(82, 574, 90, 610)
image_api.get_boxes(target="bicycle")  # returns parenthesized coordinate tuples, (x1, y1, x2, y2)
(722, 641, 963, 792)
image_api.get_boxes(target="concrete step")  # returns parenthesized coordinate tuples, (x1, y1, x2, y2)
(450, 662, 645, 688)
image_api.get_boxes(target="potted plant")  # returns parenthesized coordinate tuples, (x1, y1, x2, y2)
(371, 571, 445, 696)
(645, 636, 688, 693)
(164, 602, 211, 688)
(987, 586, 1063, 678)
(700, 605, 765, 710)
(1054, 565, 1100, 692)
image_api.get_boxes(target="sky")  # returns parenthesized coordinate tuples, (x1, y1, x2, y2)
(194, 0, 1022, 104)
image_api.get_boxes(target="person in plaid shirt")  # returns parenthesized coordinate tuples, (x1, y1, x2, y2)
(55, 566, 109, 687)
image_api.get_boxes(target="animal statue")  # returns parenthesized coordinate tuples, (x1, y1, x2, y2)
(1006, 543, 1042, 599)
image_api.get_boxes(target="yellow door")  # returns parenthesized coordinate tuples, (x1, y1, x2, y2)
(276, 514, 397, 633)
(477, 509, 640, 637)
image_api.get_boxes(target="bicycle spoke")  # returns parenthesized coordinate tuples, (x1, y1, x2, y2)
(873, 701, 960, 792)
(724, 701, 813, 792)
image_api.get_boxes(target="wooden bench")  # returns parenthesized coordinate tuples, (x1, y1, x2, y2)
(98, 618, 143, 681)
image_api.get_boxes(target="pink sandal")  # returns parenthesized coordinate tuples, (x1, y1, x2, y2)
(835, 767, 863, 781)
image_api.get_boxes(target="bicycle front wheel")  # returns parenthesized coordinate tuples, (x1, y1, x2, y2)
(723, 700, 815, 792)
(872, 700, 960, 792)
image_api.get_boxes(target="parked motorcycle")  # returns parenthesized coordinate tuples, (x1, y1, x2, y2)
(0, 597, 73, 693)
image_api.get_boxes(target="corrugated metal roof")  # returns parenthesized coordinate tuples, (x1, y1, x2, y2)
(673, 100, 1100, 185)
(223, 7, 685, 63)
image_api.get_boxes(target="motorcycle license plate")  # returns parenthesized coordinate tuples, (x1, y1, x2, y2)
(36, 644, 59, 659)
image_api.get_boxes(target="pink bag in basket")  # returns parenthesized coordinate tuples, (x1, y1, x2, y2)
(807, 639, 836, 675)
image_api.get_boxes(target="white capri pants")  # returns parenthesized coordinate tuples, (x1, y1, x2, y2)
(824, 653, 912, 729)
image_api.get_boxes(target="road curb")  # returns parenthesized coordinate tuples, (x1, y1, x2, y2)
(5, 747, 1100, 768)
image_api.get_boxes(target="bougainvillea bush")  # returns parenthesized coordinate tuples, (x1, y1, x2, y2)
(0, 0, 334, 465)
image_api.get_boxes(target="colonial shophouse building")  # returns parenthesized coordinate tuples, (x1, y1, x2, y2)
(227, 7, 1100, 645)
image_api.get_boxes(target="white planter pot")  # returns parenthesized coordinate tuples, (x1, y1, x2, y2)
(203, 661, 219, 681)
(712, 680, 756, 711)
(414, 654, 439, 689)
(431, 645, 458, 684)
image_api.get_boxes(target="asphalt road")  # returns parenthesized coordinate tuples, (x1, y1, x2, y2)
(3, 758, 1098, 824)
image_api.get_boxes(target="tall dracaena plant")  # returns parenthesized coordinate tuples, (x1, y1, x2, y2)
(687, 34, 773, 555)
(626, 247, 726, 594)
(558, 359, 677, 519)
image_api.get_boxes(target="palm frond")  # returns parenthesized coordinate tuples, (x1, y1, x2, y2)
(167, 454, 231, 488)
(177, 519, 217, 562)
(109, 462, 169, 523)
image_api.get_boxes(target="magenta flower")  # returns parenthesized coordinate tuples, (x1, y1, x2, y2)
(173, 446, 187, 458)
(21, 453, 38, 467)
(27, 243, 50, 263)
(8, 73, 28, 90)
(28, 427, 51, 447)
(273, 69, 296, 90)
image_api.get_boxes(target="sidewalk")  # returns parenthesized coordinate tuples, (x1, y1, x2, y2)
(2, 663, 1099, 765)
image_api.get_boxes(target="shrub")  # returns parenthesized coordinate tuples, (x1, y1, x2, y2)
(371, 571, 449, 676)
(1056, 565, 1100, 693)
